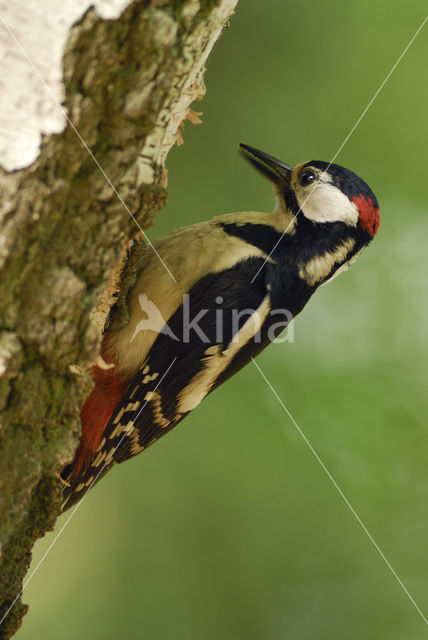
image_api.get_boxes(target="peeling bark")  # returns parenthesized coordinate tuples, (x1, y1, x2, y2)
(0, 1, 237, 637)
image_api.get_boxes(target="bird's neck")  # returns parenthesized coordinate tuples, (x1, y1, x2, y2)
(285, 217, 359, 290)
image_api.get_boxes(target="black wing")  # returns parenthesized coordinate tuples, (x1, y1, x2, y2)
(62, 257, 272, 509)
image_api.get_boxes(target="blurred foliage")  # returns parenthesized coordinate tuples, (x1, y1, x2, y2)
(19, 1, 427, 639)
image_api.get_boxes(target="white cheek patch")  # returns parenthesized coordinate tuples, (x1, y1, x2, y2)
(296, 180, 359, 226)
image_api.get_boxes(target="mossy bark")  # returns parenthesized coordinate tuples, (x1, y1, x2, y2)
(0, 1, 237, 637)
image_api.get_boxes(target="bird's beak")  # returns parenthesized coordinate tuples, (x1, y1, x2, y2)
(239, 144, 292, 186)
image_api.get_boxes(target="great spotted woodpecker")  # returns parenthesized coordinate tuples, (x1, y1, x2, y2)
(61, 144, 380, 509)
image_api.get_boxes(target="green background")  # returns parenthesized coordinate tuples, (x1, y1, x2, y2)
(20, 2, 428, 639)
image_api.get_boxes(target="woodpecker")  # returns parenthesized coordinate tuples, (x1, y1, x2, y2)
(61, 144, 380, 509)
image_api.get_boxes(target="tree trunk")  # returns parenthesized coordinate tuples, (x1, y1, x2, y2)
(0, 1, 237, 637)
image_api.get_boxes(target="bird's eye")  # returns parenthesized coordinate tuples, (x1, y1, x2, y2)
(299, 169, 317, 186)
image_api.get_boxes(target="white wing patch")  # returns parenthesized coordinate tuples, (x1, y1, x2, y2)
(177, 294, 271, 413)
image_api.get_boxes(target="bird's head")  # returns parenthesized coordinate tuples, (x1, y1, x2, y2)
(239, 143, 380, 240)
(239, 143, 380, 286)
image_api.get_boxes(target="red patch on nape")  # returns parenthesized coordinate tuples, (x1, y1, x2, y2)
(352, 195, 380, 237)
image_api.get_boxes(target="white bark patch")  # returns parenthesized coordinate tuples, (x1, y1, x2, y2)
(0, 0, 237, 173)
(0, 0, 134, 170)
